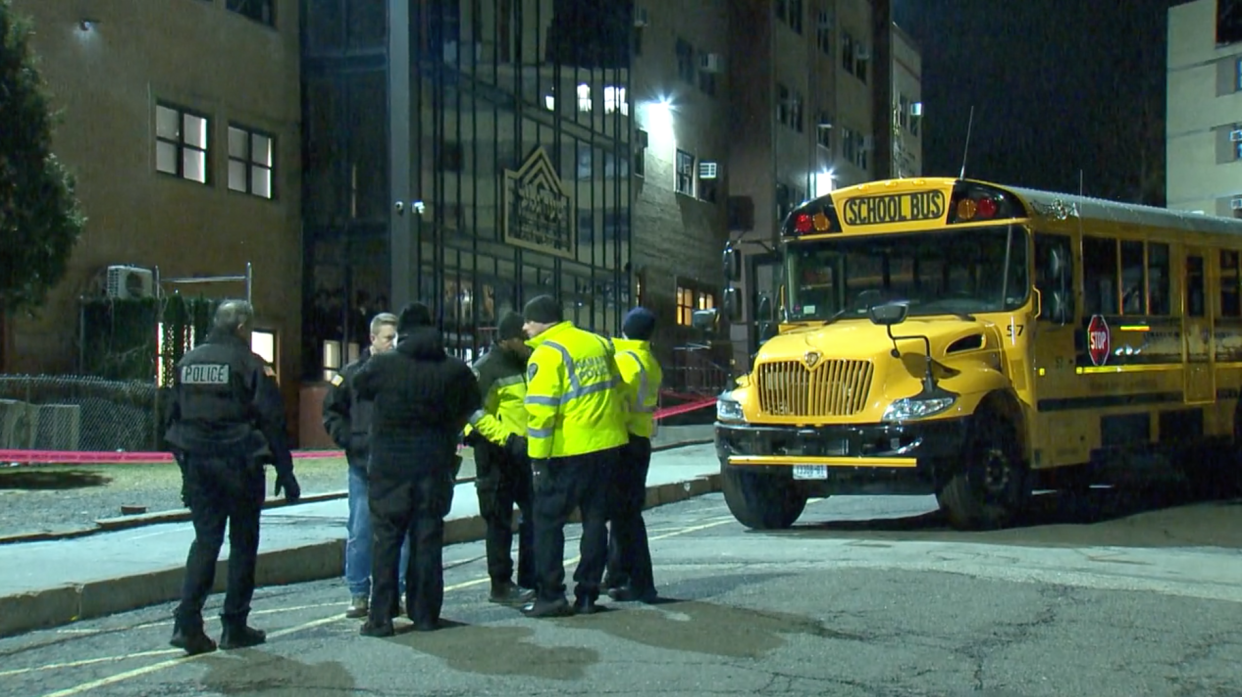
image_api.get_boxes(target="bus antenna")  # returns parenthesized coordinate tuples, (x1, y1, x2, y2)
(958, 105, 975, 180)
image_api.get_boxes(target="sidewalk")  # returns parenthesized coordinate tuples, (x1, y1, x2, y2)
(0, 426, 720, 638)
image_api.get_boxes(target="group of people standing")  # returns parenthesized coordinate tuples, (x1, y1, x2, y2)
(165, 295, 662, 654)
(320, 294, 663, 634)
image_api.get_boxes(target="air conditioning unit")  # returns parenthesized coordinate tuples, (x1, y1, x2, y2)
(1231, 197, 1242, 210)
(699, 161, 719, 179)
(700, 52, 724, 73)
(1230, 129, 1242, 142)
(855, 44, 871, 60)
(817, 118, 834, 130)
(910, 101, 924, 117)
(106, 265, 154, 299)
(634, 7, 649, 27)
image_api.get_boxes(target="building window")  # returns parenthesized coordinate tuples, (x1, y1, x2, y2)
(698, 52, 718, 97)
(604, 86, 628, 115)
(775, 0, 803, 34)
(817, 11, 832, 54)
(577, 84, 592, 112)
(817, 112, 833, 150)
(228, 125, 274, 199)
(676, 38, 695, 83)
(841, 32, 855, 74)
(155, 103, 209, 184)
(675, 149, 695, 196)
(677, 285, 715, 326)
(227, 0, 274, 27)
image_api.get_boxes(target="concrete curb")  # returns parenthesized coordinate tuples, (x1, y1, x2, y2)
(0, 465, 722, 639)
(0, 439, 714, 546)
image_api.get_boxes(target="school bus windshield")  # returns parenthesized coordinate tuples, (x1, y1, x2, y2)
(785, 224, 1029, 321)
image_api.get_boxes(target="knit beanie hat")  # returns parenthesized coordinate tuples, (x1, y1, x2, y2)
(622, 307, 657, 341)
(397, 302, 433, 333)
(522, 295, 563, 324)
(496, 311, 526, 341)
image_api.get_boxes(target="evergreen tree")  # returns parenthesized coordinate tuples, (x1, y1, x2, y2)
(0, 0, 86, 336)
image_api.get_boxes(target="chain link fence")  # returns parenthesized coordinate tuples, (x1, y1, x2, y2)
(0, 375, 164, 453)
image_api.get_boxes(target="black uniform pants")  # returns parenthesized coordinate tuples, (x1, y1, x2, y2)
(531, 447, 620, 603)
(175, 453, 266, 629)
(474, 439, 535, 588)
(368, 467, 453, 627)
(606, 436, 654, 593)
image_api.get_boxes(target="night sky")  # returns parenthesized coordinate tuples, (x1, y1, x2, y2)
(892, 0, 1183, 205)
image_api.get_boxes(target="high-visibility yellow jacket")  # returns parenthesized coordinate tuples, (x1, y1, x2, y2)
(524, 321, 629, 460)
(612, 338, 662, 438)
(463, 345, 527, 446)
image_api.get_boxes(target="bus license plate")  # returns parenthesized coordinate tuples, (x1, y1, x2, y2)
(793, 465, 828, 480)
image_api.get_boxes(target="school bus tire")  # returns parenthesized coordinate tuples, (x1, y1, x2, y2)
(720, 460, 809, 530)
(936, 408, 1029, 530)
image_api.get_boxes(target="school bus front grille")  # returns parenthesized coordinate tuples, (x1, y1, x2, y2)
(756, 360, 873, 417)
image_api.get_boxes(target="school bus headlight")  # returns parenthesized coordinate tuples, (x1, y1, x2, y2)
(882, 396, 956, 423)
(716, 392, 745, 423)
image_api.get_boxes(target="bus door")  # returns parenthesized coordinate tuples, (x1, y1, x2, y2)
(1183, 248, 1215, 404)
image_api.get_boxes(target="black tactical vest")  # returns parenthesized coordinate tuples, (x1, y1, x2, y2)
(175, 339, 254, 427)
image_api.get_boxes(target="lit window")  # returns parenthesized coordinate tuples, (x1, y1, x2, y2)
(605, 86, 628, 115)
(577, 84, 592, 112)
(155, 103, 209, 184)
(251, 330, 276, 366)
(322, 340, 342, 382)
(228, 125, 275, 199)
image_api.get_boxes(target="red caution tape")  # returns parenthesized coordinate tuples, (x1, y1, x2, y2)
(0, 398, 718, 466)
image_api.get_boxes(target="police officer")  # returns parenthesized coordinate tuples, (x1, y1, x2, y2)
(605, 308, 662, 603)
(464, 311, 536, 605)
(352, 302, 480, 636)
(519, 295, 629, 618)
(321, 311, 411, 618)
(166, 300, 301, 656)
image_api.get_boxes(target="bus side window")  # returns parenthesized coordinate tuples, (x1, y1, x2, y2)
(1220, 250, 1240, 317)
(1035, 232, 1074, 323)
(1082, 236, 1118, 316)
(1148, 242, 1170, 315)
(1187, 255, 1206, 318)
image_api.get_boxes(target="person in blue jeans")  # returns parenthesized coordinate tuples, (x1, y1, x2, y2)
(323, 312, 410, 617)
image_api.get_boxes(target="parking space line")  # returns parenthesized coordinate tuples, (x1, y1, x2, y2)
(36, 515, 734, 697)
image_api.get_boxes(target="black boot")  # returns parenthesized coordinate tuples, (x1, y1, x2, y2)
(169, 620, 217, 656)
(219, 620, 266, 650)
(489, 579, 534, 605)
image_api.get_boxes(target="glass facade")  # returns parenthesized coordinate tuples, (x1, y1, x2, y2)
(301, 0, 633, 373)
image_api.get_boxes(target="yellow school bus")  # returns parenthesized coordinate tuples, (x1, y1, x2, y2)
(711, 176, 1242, 530)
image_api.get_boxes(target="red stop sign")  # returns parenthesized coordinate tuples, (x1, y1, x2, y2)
(1087, 314, 1110, 366)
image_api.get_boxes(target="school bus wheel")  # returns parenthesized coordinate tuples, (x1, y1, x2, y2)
(720, 460, 809, 530)
(935, 408, 1029, 530)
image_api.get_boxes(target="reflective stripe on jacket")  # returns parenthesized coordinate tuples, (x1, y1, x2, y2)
(612, 338, 662, 438)
(464, 346, 528, 446)
(524, 321, 629, 459)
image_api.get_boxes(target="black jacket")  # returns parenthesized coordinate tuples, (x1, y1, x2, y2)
(164, 330, 293, 476)
(321, 348, 374, 457)
(353, 325, 480, 463)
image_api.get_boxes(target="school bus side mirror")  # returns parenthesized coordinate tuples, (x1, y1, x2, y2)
(723, 287, 742, 323)
(723, 246, 741, 283)
(692, 308, 718, 332)
(868, 301, 909, 327)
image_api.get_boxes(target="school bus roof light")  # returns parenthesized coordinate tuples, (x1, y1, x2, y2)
(794, 212, 814, 233)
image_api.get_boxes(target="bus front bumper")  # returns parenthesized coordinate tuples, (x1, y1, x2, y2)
(714, 419, 969, 495)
